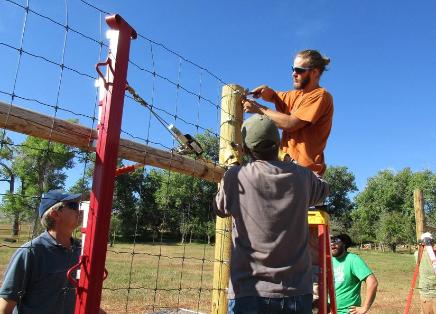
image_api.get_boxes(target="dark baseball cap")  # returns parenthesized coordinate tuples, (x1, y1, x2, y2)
(331, 234, 354, 249)
(38, 190, 81, 218)
(241, 114, 280, 153)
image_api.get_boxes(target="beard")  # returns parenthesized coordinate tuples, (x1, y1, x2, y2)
(332, 245, 345, 258)
(294, 75, 311, 90)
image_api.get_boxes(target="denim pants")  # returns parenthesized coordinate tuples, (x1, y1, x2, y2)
(228, 295, 313, 314)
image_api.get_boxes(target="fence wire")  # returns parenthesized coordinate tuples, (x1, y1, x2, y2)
(0, 0, 235, 313)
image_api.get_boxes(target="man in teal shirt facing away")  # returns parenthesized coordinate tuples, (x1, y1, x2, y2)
(331, 234, 378, 314)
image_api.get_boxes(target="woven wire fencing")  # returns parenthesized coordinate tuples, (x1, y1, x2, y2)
(0, 1, 235, 313)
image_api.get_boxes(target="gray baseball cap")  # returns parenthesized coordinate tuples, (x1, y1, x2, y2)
(241, 114, 280, 153)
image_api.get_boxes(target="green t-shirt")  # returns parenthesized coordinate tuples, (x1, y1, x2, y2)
(333, 252, 373, 313)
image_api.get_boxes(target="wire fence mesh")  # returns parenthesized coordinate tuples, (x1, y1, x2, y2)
(0, 1, 427, 314)
(0, 1, 235, 313)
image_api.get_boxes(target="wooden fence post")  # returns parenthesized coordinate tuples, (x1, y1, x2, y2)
(414, 189, 424, 241)
(211, 84, 244, 314)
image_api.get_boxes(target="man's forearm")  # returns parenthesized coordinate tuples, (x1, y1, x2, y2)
(362, 275, 378, 311)
(258, 106, 308, 132)
(242, 98, 308, 131)
(0, 297, 16, 314)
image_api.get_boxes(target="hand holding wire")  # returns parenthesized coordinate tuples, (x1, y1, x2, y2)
(249, 84, 268, 99)
(242, 98, 263, 114)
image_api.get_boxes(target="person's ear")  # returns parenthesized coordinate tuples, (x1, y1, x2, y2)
(49, 209, 61, 220)
(311, 68, 320, 79)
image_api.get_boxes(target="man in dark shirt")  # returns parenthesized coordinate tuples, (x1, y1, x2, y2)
(214, 114, 329, 314)
(0, 190, 82, 314)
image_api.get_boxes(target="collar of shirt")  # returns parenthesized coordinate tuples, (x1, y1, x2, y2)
(41, 231, 80, 250)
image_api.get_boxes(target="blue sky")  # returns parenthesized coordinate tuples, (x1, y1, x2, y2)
(0, 0, 435, 193)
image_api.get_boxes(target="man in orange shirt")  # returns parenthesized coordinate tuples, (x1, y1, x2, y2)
(243, 49, 333, 176)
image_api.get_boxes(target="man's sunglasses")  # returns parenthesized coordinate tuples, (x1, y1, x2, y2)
(61, 201, 80, 211)
(292, 66, 312, 74)
(330, 237, 342, 244)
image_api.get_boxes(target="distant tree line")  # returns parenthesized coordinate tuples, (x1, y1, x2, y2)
(324, 166, 435, 252)
(0, 130, 435, 250)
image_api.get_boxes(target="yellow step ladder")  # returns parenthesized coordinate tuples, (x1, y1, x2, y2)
(308, 210, 337, 314)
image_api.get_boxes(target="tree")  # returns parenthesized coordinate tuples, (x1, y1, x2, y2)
(105, 130, 219, 242)
(179, 220, 190, 244)
(12, 136, 75, 236)
(351, 168, 436, 250)
(323, 166, 357, 233)
(69, 151, 95, 200)
(137, 169, 163, 241)
(188, 216, 201, 243)
(376, 211, 409, 252)
(200, 219, 215, 245)
(109, 213, 122, 247)
(112, 161, 143, 240)
(152, 131, 219, 242)
(0, 132, 20, 236)
(195, 130, 219, 164)
(413, 170, 436, 226)
(154, 171, 212, 240)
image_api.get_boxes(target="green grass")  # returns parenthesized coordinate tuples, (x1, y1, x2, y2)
(0, 226, 424, 313)
(350, 249, 421, 314)
(101, 242, 214, 313)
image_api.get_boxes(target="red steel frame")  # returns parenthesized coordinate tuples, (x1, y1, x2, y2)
(73, 14, 136, 314)
(310, 214, 337, 314)
(404, 244, 424, 314)
(317, 224, 337, 314)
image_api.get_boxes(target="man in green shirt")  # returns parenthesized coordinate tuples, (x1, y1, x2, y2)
(331, 234, 378, 314)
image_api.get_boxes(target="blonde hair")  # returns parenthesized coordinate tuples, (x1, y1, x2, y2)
(40, 202, 63, 230)
(297, 49, 330, 75)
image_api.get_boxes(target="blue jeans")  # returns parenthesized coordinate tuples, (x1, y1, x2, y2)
(228, 295, 313, 314)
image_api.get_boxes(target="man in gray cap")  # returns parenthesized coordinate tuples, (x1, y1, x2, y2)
(0, 190, 82, 314)
(213, 114, 330, 314)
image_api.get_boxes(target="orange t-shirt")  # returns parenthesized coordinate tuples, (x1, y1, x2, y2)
(275, 87, 333, 176)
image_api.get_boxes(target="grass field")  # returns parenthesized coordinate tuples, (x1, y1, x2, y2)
(0, 223, 424, 313)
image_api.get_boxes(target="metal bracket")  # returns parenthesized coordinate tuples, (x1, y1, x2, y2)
(96, 58, 115, 90)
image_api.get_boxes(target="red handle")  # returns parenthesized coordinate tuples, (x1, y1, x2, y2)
(67, 256, 84, 287)
(95, 58, 114, 89)
(67, 255, 109, 287)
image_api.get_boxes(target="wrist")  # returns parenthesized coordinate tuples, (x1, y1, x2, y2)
(258, 104, 268, 114)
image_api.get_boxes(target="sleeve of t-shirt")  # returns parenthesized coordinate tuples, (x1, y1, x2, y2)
(351, 254, 373, 281)
(0, 247, 32, 302)
(292, 90, 332, 124)
(213, 168, 236, 218)
(307, 169, 330, 207)
(275, 91, 292, 113)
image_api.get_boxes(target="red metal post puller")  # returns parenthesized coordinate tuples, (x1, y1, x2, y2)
(318, 224, 328, 313)
(404, 245, 424, 314)
(309, 210, 337, 314)
(74, 14, 136, 314)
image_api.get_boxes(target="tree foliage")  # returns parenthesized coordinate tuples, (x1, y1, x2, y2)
(323, 166, 357, 233)
(0, 135, 75, 236)
(111, 131, 219, 242)
(351, 168, 436, 250)
(9, 129, 434, 252)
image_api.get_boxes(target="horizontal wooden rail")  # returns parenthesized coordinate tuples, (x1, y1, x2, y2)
(0, 100, 225, 183)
